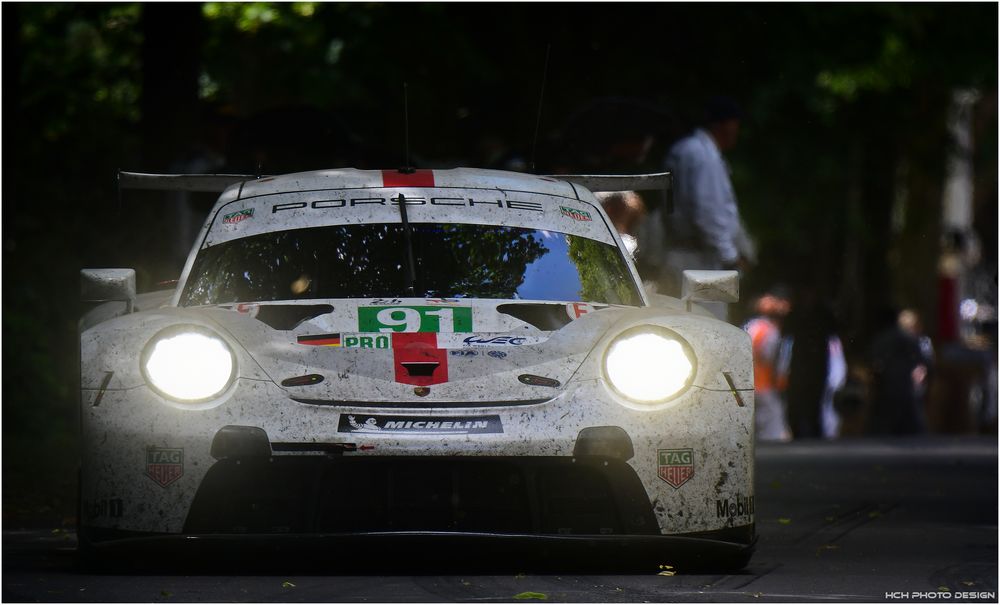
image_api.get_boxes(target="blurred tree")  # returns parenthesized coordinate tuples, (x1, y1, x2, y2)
(141, 3, 202, 170)
(3, 2, 145, 512)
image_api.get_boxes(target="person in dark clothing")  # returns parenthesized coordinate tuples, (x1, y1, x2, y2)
(783, 286, 839, 439)
(868, 307, 928, 435)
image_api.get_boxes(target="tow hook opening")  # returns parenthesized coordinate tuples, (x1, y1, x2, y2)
(573, 426, 635, 461)
(210, 425, 272, 460)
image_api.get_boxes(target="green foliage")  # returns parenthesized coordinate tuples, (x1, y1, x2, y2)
(198, 2, 376, 114)
(568, 236, 640, 305)
(18, 3, 142, 147)
(816, 32, 916, 102)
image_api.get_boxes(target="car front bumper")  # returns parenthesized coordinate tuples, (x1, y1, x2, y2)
(81, 380, 756, 542)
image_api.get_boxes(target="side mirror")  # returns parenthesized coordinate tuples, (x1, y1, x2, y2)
(81, 269, 136, 313)
(682, 270, 739, 306)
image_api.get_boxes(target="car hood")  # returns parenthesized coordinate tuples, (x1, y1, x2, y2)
(206, 299, 630, 406)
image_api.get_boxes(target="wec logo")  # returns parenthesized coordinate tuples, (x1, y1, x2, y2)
(463, 336, 527, 346)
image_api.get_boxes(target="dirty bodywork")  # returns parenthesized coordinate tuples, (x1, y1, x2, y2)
(79, 168, 755, 568)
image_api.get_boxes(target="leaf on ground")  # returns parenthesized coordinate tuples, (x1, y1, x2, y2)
(777, 517, 792, 525)
(962, 581, 975, 587)
(868, 511, 881, 519)
(657, 571, 676, 576)
(160, 591, 172, 598)
(824, 516, 835, 522)
(462, 581, 472, 587)
(816, 544, 839, 555)
(514, 592, 548, 600)
(282, 581, 296, 589)
(938, 586, 950, 592)
(769, 480, 782, 489)
(51, 528, 63, 534)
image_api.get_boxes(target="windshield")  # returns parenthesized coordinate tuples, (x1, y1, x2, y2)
(180, 223, 641, 306)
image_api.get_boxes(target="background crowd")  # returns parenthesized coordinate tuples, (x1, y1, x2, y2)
(592, 96, 997, 440)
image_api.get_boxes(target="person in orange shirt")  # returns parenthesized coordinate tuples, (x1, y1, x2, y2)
(744, 290, 791, 441)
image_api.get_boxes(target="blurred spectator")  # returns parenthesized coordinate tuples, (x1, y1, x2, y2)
(868, 307, 928, 435)
(820, 335, 848, 439)
(597, 191, 647, 257)
(783, 285, 842, 438)
(833, 365, 872, 436)
(898, 308, 935, 403)
(639, 96, 755, 321)
(744, 289, 792, 441)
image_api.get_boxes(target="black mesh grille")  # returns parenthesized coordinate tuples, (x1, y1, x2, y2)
(184, 456, 658, 536)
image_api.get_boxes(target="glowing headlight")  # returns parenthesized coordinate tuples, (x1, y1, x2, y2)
(141, 327, 236, 402)
(603, 326, 695, 404)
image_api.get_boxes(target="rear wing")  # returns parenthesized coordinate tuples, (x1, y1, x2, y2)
(118, 172, 263, 193)
(543, 172, 671, 194)
(117, 170, 672, 194)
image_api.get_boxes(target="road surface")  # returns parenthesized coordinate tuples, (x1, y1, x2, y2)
(3, 436, 996, 602)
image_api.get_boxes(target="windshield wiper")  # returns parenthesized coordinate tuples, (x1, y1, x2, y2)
(396, 191, 419, 296)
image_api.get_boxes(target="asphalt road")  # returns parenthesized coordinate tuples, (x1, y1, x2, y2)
(3, 436, 997, 603)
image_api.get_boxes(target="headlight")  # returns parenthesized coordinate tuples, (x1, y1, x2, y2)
(141, 326, 236, 402)
(603, 326, 695, 405)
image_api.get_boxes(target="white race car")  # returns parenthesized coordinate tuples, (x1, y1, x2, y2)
(79, 168, 755, 570)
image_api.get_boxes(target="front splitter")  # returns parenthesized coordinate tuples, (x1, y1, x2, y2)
(83, 529, 755, 573)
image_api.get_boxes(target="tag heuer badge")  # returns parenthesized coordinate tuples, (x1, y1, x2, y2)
(559, 206, 592, 221)
(657, 449, 694, 488)
(146, 447, 184, 487)
(223, 208, 254, 224)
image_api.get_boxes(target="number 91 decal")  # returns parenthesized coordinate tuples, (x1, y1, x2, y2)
(358, 306, 473, 333)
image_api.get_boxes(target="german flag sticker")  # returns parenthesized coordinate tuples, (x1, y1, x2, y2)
(297, 334, 341, 347)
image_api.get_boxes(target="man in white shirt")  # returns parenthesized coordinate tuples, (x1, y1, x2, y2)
(639, 97, 755, 321)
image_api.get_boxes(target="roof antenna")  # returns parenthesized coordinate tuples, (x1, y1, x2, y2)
(529, 44, 552, 174)
(116, 168, 123, 213)
(400, 82, 415, 174)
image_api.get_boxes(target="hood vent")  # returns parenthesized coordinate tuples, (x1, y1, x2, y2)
(256, 304, 334, 330)
(496, 303, 574, 331)
(401, 361, 440, 377)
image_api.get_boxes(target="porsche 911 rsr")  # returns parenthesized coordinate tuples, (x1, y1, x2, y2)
(79, 168, 755, 570)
